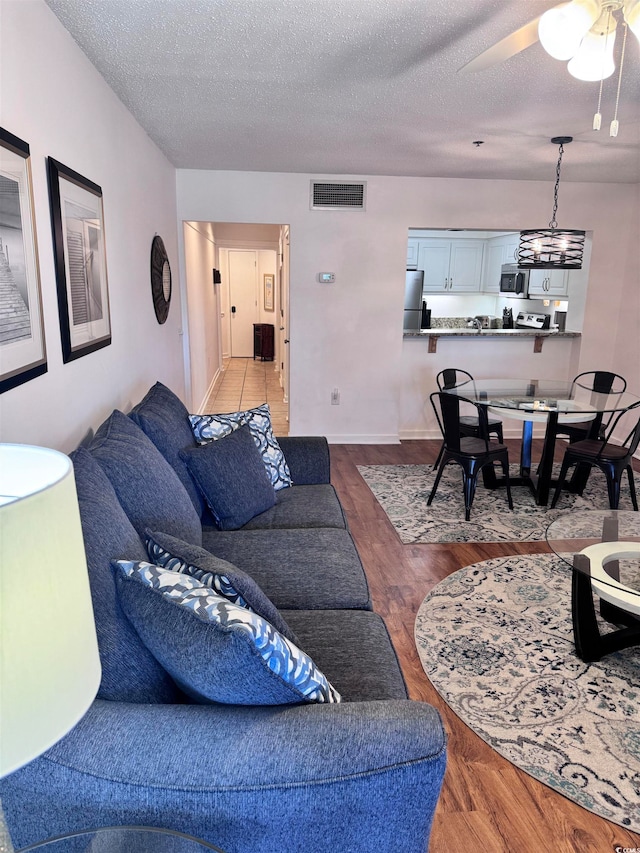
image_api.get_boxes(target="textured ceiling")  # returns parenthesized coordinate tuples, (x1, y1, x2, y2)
(45, 0, 640, 183)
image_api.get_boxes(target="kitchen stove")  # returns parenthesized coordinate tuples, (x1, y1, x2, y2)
(515, 311, 550, 330)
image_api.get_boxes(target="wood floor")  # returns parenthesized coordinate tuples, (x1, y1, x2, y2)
(329, 439, 640, 853)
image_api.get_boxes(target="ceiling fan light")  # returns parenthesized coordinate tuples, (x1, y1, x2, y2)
(624, 0, 640, 42)
(568, 23, 617, 80)
(539, 0, 601, 60)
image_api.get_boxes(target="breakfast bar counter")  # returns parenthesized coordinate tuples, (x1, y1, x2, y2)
(403, 329, 581, 338)
(404, 328, 581, 353)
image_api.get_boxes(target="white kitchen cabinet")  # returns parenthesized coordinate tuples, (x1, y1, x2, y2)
(418, 239, 483, 293)
(528, 268, 568, 297)
(406, 238, 419, 269)
(481, 235, 520, 293)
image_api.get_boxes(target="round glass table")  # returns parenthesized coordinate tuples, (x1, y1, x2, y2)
(546, 510, 640, 662)
(16, 827, 226, 853)
(443, 378, 640, 506)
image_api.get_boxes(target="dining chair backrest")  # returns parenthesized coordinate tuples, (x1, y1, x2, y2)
(430, 391, 490, 453)
(596, 404, 640, 457)
(571, 370, 627, 396)
(436, 368, 475, 393)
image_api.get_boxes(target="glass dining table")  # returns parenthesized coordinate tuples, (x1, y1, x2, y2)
(442, 378, 640, 506)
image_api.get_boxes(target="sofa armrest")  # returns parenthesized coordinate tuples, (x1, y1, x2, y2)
(1, 699, 446, 853)
(277, 436, 331, 484)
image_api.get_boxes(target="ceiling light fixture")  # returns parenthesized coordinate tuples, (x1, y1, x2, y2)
(518, 137, 585, 270)
(538, 0, 639, 135)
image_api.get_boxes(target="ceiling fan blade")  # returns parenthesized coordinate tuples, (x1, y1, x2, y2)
(459, 15, 543, 73)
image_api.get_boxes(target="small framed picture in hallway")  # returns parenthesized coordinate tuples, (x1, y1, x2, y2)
(263, 273, 274, 311)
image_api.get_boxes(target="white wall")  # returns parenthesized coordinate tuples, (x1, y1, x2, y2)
(176, 170, 639, 442)
(182, 222, 220, 411)
(0, 0, 182, 452)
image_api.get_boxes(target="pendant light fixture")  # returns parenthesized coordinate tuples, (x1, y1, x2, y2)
(518, 137, 585, 270)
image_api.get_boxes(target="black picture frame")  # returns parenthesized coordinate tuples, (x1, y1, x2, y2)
(47, 157, 111, 363)
(0, 127, 47, 394)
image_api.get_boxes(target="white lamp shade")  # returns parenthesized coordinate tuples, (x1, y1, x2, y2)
(539, 0, 600, 60)
(0, 444, 101, 778)
(568, 23, 617, 80)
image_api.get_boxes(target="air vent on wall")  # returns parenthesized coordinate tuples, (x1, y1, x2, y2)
(310, 181, 366, 211)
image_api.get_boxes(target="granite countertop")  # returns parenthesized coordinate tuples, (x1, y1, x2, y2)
(404, 329, 581, 338)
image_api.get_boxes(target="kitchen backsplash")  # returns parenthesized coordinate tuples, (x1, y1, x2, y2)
(430, 317, 502, 329)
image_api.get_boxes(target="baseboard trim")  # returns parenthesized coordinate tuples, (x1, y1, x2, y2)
(324, 434, 400, 445)
(196, 368, 223, 415)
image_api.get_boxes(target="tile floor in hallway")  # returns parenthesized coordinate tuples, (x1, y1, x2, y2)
(203, 357, 289, 436)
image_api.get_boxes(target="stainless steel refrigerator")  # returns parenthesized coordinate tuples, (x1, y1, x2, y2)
(403, 270, 424, 330)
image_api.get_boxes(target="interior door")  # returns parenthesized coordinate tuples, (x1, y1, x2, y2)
(228, 250, 258, 357)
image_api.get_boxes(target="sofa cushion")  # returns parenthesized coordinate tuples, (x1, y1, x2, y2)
(283, 610, 408, 701)
(89, 410, 202, 545)
(189, 404, 292, 491)
(201, 527, 372, 611)
(69, 448, 178, 704)
(180, 426, 276, 530)
(241, 484, 347, 530)
(113, 561, 341, 706)
(145, 530, 298, 643)
(129, 381, 204, 517)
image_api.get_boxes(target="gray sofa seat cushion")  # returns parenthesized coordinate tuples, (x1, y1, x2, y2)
(145, 530, 298, 643)
(129, 381, 204, 516)
(240, 483, 347, 530)
(89, 409, 202, 545)
(201, 527, 371, 611)
(282, 609, 408, 701)
(69, 448, 179, 704)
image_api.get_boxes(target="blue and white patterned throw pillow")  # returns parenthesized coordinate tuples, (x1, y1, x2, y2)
(189, 404, 292, 491)
(113, 560, 341, 705)
(144, 530, 300, 645)
(146, 536, 251, 608)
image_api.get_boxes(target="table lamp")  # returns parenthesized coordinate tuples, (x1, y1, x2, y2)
(0, 444, 101, 780)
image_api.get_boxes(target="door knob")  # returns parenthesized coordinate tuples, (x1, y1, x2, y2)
(231, 306, 236, 314)
(284, 339, 290, 344)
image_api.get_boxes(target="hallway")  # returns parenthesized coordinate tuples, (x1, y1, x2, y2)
(203, 358, 288, 436)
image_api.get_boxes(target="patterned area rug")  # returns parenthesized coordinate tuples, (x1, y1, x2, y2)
(357, 463, 636, 543)
(415, 554, 640, 832)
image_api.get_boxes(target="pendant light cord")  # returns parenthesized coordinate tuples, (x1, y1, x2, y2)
(549, 142, 564, 229)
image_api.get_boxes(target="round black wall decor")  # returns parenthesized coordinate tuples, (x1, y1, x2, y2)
(150, 235, 172, 324)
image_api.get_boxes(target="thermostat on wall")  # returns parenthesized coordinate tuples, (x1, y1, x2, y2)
(318, 272, 335, 283)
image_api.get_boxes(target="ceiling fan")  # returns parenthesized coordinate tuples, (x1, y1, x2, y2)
(459, 0, 640, 76)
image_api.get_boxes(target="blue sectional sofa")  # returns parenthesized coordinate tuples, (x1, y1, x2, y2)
(0, 382, 446, 853)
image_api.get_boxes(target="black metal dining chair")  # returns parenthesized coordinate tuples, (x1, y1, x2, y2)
(550, 408, 640, 510)
(433, 369, 503, 469)
(552, 370, 627, 444)
(428, 391, 513, 521)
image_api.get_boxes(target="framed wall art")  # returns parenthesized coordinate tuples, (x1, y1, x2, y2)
(0, 128, 47, 394)
(263, 273, 274, 312)
(47, 157, 111, 363)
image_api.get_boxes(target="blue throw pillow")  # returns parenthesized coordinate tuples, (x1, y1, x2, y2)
(129, 382, 205, 517)
(113, 561, 341, 706)
(90, 410, 203, 545)
(189, 404, 292, 491)
(180, 425, 276, 530)
(144, 529, 298, 643)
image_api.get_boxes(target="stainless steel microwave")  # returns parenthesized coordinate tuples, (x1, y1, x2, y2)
(500, 264, 530, 297)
